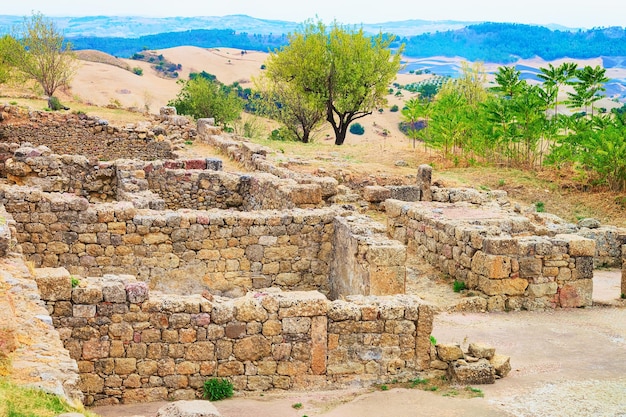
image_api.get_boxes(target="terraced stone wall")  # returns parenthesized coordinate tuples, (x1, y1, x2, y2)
(35, 270, 434, 406)
(386, 199, 596, 311)
(1, 187, 336, 296)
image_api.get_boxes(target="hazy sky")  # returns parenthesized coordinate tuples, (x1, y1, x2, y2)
(3, 0, 625, 28)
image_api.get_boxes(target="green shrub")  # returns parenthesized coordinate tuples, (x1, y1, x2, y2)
(429, 335, 437, 345)
(48, 96, 67, 111)
(453, 280, 467, 293)
(71, 276, 80, 288)
(203, 378, 233, 401)
(535, 201, 545, 212)
(132, 67, 143, 76)
(349, 122, 365, 135)
(390, 104, 399, 112)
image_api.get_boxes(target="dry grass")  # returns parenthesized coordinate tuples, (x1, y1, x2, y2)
(74, 50, 131, 71)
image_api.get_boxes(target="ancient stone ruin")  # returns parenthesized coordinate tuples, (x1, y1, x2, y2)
(0, 104, 624, 408)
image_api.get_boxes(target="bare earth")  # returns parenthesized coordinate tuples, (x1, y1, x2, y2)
(93, 271, 626, 417)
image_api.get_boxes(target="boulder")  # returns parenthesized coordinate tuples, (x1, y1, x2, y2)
(468, 342, 495, 360)
(448, 359, 495, 385)
(490, 354, 511, 378)
(436, 344, 464, 362)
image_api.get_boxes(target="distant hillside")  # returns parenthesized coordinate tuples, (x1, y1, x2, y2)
(0, 14, 476, 38)
(401, 23, 626, 62)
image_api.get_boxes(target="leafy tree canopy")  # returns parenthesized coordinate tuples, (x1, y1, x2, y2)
(264, 21, 403, 145)
(4, 12, 76, 106)
(168, 77, 243, 127)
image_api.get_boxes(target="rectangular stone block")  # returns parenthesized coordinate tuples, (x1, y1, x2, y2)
(363, 186, 392, 203)
(34, 267, 72, 301)
(471, 251, 512, 279)
(478, 276, 528, 296)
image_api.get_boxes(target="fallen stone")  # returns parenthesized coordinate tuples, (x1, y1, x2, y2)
(448, 358, 495, 385)
(436, 344, 464, 362)
(468, 342, 495, 360)
(490, 354, 511, 378)
(156, 400, 222, 417)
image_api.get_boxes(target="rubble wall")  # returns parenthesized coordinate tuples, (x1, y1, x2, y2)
(1, 187, 336, 296)
(36, 271, 434, 406)
(386, 200, 596, 311)
(0, 105, 181, 161)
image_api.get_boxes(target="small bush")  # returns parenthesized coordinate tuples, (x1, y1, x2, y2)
(390, 104, 399, 112)
(349, 122, 365, 135)
(260, 64, 266, 70)
(429, 335, 437, 346)
(203, 378, 233, 401)
(535, 201, 545, 212)
(71, 276, 80, 288)
(132, 67, 143, 76)
(453, 280, 467, 293)
(48, 96, 68, 111)
(292, 403, 303, 409)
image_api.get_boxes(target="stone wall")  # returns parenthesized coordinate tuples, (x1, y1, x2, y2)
(197, 119, 339, 201)
(0, 105, 182, 161)
(386, 200, 596, 311)
(36, 270, 434, 406)
(1, 187, 336, 296)
(330, 215, 406, 299)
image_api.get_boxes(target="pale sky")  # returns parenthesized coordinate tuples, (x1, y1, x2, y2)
(3, 0, 625, 29)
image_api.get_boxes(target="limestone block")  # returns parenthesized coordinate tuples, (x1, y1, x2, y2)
(122, 387, 168, 404)
(365, 244, 406, 267)
(556, 234, 596, 257)
(468, 342, 495, 360)
(101, 281, 127, 303)
(482, 237, 519, 255)
(527, 282, 558, 298)
(448, 359, 495, 385)
(363, 186, 391, 203)
(471, 251, 512, 279)
(478, 276, 528, 296)
(559, 279, 593, 308)
(437, 344, 464, 362)
(281, 184, 322, 205)
(417, 164, 432, 201)
(34, 267, 72, 301)
(328, 301, 361, 321)
(368, 266, 404, 296)
(573, 257, 594, 279)
(490, 354, 511, 377)
(518, 257, 543, 278)
(234, 297, 268, 322)
(387, 185, 421, 202)
(233, 335, 271, 361)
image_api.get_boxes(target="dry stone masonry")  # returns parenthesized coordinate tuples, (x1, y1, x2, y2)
(3, 102, 624, 409)
(36, 268, 434, 406)
(386, 199, 597, 310)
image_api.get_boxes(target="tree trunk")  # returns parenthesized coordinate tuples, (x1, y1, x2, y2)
(334, 123, 349, 145)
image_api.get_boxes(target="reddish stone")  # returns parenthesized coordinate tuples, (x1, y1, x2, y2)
(183, 159, 206, 170)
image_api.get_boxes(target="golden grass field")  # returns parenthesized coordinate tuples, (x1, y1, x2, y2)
(1, 47, 625, 226)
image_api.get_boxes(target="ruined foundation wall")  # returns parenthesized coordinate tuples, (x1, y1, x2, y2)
(386, 200, 596, 311)
(0, 105, 181, 161)
(1, 187, 336, 295)
(36, 271, 434, 406)
(330, 216, 406, 299)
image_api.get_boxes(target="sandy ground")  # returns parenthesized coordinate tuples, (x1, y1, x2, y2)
(92, 270, 626, 417)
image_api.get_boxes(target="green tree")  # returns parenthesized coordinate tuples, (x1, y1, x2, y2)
(263, 21, 403, 145)
(4, 12, 76, 109)
(537, 62, 577, 117)
(254, 75, 324, 143)
(168, 77, 243, 126)
(567, 65, 609, 117)
(493, 66, 524, 98)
